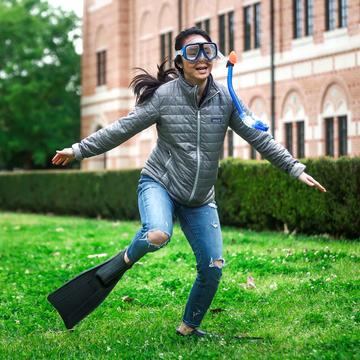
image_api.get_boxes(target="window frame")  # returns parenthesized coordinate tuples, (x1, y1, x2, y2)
(219, 11, 234, 55)
(243, 5, 252, 51)
(293, 0, 303, 39)
(296, 121, 305, 158)
(338, 0, 348, 28)
(160, 31, 173, 68)
(96, 50, 107, 86)
(285, 123, 294, 155)
(338, 115, 348, 156)
(195, 18, 211, 35)
(218, 14, 226, 54)
(325, 117, 335, 156)
(305, 0, 314, 36)
(254, 3, 261, 48)
(325, 0, 337, 31)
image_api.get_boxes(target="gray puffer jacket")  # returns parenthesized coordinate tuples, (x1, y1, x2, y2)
(72, 75, 305, 207)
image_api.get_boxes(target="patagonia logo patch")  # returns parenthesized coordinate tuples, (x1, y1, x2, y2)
(211, 117, 223, 124)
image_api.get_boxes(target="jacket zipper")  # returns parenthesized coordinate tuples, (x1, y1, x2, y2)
(189, 110, 201, 202)
(161, 150, 172, 181)
(188, 89, 220, 203)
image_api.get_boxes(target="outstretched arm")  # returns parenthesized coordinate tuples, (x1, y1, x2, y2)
(229, 106, 326, 192)
(52, 91, 161, 166)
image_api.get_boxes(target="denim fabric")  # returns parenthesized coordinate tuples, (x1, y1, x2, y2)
(126, 175, 223, 328)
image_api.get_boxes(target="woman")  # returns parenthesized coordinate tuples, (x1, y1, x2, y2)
(52, 27, 326, 336)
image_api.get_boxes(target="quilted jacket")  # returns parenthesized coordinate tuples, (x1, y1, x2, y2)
(72, 74, 306, 207)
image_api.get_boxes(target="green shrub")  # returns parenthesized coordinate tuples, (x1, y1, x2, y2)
(0, 157, 359, 238)
(216, 157, 360, 239)
(0, 169, 140, 220)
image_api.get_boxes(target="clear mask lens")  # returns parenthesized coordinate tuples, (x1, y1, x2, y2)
(184, 43, 217, 62)
(202, 43, 217, 59)
(185, 44, 201, 60)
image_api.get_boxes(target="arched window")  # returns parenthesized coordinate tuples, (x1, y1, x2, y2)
(322, 84, 349, 157)
(282, 91, 306, 158)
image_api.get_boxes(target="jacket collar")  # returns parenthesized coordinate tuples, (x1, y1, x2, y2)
(177, 73, 219, 107)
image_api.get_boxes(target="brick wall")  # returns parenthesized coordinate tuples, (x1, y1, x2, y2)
(81, 0, 360, 169)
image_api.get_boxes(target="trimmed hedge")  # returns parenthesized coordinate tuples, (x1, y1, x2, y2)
(0, 157, 359, 238)
(0, 169, 141, 220)
(216, 157, 360, 239)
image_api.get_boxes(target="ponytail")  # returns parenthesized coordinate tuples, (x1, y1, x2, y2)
(130, 59, 178, 105)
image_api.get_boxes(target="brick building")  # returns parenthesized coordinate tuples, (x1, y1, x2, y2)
(81, 0, 360, 170)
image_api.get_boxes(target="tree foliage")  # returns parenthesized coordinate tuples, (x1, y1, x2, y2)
(0, 0, 80, 169)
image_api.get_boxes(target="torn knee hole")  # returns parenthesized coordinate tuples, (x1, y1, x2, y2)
(209, 258, 224, 268)
(147, 230, 169, 246)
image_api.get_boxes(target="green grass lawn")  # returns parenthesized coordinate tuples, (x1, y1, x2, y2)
(0, 212, 359, 359)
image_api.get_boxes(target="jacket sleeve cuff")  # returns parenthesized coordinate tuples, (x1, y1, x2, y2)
(290, 162, 306, 178)
(72, 143, 84, 161)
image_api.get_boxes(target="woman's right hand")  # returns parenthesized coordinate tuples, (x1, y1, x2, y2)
(52, 148, 75, 166)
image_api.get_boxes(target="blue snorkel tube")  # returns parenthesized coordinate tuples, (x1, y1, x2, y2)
(226, 51, 269, 132)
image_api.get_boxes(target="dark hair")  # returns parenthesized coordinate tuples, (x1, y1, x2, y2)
(130, 60, 177, 104)
(130, 27, 212, 105)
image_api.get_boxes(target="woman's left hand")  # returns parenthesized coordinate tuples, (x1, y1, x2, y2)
(298, 172, 326, 192)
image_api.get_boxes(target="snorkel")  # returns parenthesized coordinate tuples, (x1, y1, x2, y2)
(226, 51, 269, 132)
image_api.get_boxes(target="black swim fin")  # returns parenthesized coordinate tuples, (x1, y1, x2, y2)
(47, 249, 132, 329)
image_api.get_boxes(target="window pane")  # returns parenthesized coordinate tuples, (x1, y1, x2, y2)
(325, 117, 334, 156)
(102, 51, 106, 85)
(285, 123, 293, 155)
(338, 115, 347, 156)
(218, 14, 226, 54)
(293, 0, 302, 38)
(254, 3, 261, 48)
(96, 52, 101, 86)
(228, 11, 234, 53)
(160, 32, 172, 68)
(326, 0, 336, 31)
(339, 0, 348, 27)
(205, 19, 210, 35)
(160, 34, 166, 62)
(297, 121, 305, 158)
(305, 0, 314, 35)
(244, 6, 251, 51)
(329, 0, 336, 30)
(196, 19, 210, 35)
(96, 50, 106, 86)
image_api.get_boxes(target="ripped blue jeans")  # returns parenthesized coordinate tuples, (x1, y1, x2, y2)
(126, 175, 223, 328)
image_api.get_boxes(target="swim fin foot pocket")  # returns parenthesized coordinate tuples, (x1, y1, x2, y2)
(47, 249, 132, 329)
